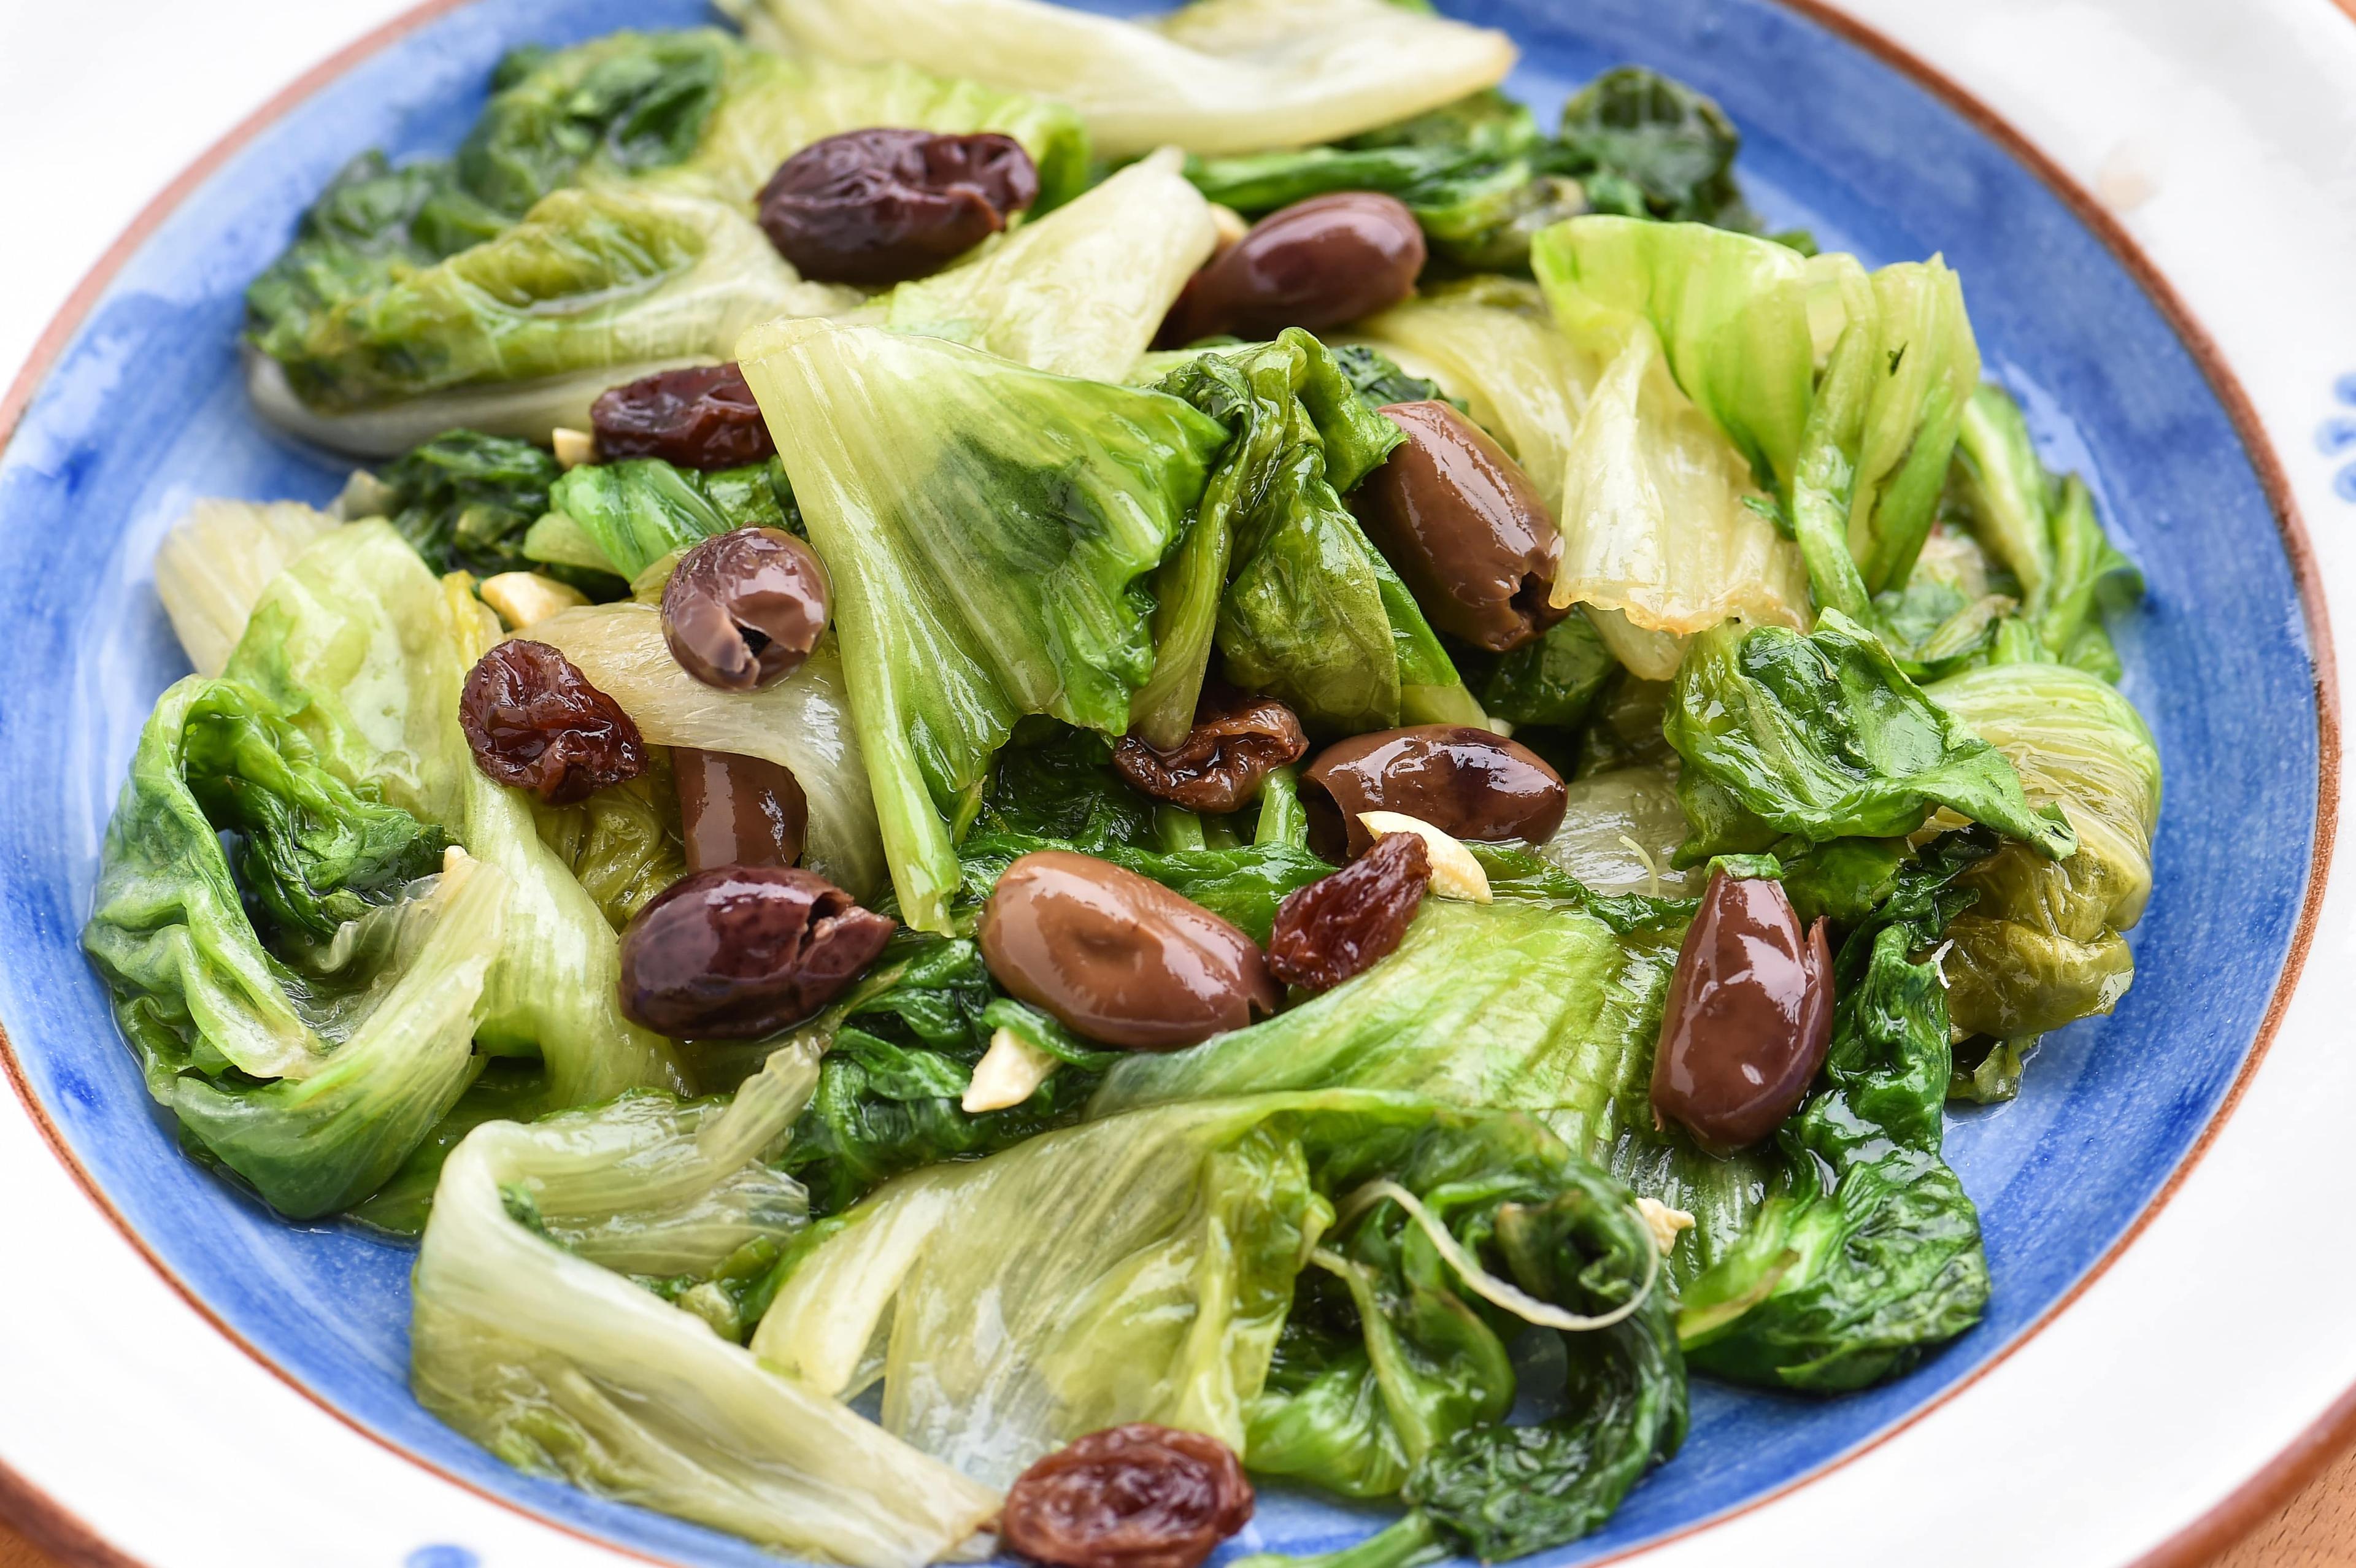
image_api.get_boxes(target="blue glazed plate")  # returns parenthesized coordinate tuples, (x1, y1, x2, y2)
(0, 2, 2349, 1566)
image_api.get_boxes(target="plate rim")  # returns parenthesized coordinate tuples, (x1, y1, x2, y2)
(0, 1, 2339, 1564)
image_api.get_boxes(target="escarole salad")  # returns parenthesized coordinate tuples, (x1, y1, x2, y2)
(87, 1, 2162, 1563)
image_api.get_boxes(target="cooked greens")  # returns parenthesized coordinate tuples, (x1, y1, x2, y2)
(87, 6, 2176, 1562)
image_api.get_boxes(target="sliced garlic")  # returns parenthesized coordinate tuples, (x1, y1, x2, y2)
(480, 571, 590, 631)
(551, 426, 599, 469)
(1636, 1197, 1695, 1256)
(961, 1027, 1060, 1114)
(1358, 811, 1492, 903)
(1208, 202, 1250, 252)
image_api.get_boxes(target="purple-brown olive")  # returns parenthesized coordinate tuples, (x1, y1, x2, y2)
(661, 527, 831, 691)
(1354, 401, 1565, 653)
(1301, 724, 1567, 859)
(1157, 193, 1425, 347)
(590, 363, 776, 469)
(1650, 869, 1834, 1153)
(675, 747, 809, 873)
(977, 850, 1279, 1051)
(756, 128, 1039, 285)
(618, 865, 894, 1038)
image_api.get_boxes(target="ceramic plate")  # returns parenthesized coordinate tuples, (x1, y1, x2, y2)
(4, 2, 2354, 1565)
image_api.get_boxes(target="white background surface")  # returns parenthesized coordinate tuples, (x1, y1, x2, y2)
(4, 2, 2356, 1566)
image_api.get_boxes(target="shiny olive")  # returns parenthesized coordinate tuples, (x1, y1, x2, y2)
(1302, 724, 1567, 858)
(1650, 869, 1834, 1153)
(660, 527, 830, 691)
(1157, 193, 1424, 347)
(756, 129, 1039, 285)
(1353, 401, 1565, 653)
(618, 866, 894, 1038)
(675, 747, 808, 873)
(977, 850, 1279, 1051)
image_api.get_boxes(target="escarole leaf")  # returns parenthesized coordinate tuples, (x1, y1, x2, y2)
(1536, 218, 1983, 616)
(1949, 383, 2143, 673)
(543, 455, 790, 580)
(154, 499, 340, 677)
(1098, 849, 1993, 1389)
(410, 1050, 1003, 1567)
(1928, 662, 2160, 1040)
(1547, 323, 1811, 677)
(250, 185, 856, 452)
(1350, 280, 1806, 680)
(225, 521, 686, 1104)
(1665, 610, 2077, 864)
(1140, 330, 1479, 745)
(882, 147, 1218, 383)
(739, 319, 1226, 932)
(743, 0, 1515, 159)
(1677, 838, 1991, 1389)
(520, 605, 885, 898)
(752, 1090, 1679, 1558)
(245, 26, 1086, 454)
(81, 677, 501, 1218)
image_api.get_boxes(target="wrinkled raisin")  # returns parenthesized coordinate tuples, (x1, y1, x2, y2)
(590, 363, 775, 469)
(1001, 1424, 1255, 1568)
(756, 128, 1038, 285)
(618, 866, 895, 1038)
(1112, 686, 1308, 813)
(460, 640, 646, 805)
(661, 527, 831, 691)
(1267, 832, 1431, 991)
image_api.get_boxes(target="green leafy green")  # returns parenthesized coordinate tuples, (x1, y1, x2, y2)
(739, 318, 1228, 931)
(345, 429, 615, 593)
(1144, 330, 1481, 744)
(223, 521, 686, 1106)
(1928, 662, 2160, 1041)
(247, 28, 1090, 450)
(752, 1088, 1679, 1558)
(1949, 383, 2143, 671)
(1549, 66, 1760, 232)
(1535, 219, 1982, 617)
(1185, 67, 1768, 273)
(1473, 610, 1617, 732)
(1330, 343, 1458, 415)
(254, 185, 834, 417)
(82, 677, 502, 1218)
(548, 456, 766, 578)
(410, 1048, 1004, 1562)
(1663, 610, 2076, 864)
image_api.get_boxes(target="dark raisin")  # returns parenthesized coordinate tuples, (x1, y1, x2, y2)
(756, 129, 1038, 285)
(618, 865, 895, 1038)
(1267, 832, 1431, 992)
(661, 527, 831, 691)
(1112, 686, 1308, 813)
(1001, 1424, 1255, 1568)
(590, 363, 775, 469)
(460, 640, 646, 805)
